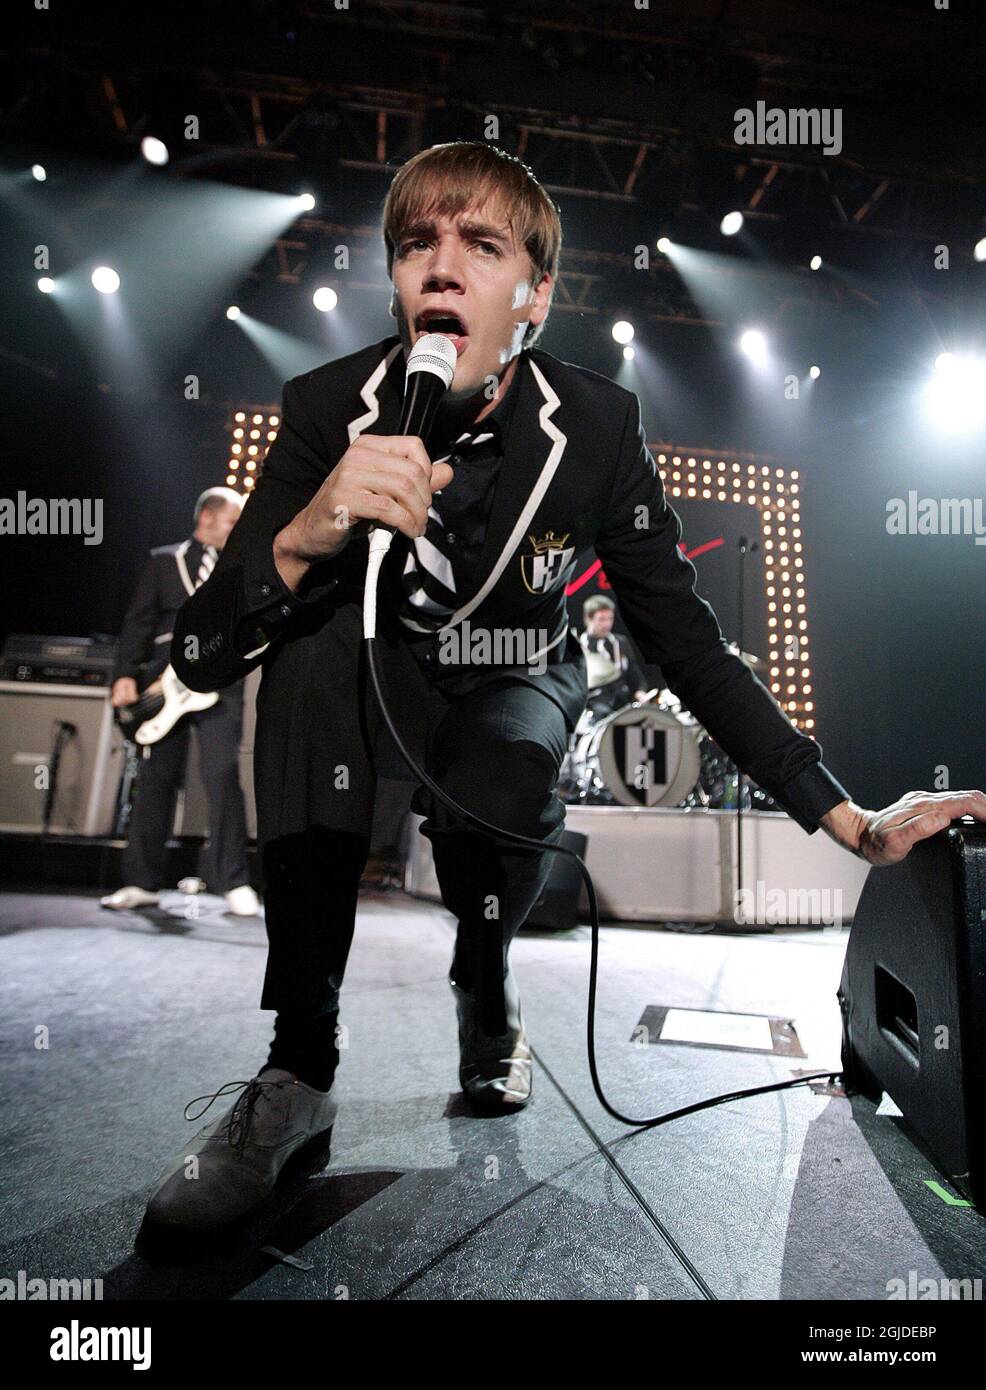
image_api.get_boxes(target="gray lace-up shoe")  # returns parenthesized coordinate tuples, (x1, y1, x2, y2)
(142, 1068, 337, 1235)
(452, 965, 532, 1111)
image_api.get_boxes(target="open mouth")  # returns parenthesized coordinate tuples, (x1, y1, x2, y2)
(414, 308, 469, 355)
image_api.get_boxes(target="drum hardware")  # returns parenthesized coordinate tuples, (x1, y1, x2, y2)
(559, 695, 779, 813)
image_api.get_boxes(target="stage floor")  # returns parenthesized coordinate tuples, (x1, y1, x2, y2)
(1, 886, 984, 1301)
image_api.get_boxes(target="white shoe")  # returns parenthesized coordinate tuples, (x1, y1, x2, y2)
(143, 1068, 337, 1233)
(100, 886, 160, 910)
(225, 884, 261, 916)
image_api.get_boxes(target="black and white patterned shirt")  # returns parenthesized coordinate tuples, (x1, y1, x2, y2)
(399, 374, 519, 633)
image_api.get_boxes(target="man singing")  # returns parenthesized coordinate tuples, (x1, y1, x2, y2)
(142, 142, 985, 1237)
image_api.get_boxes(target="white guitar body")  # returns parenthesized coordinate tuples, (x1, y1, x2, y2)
(134, 665, 219, 745)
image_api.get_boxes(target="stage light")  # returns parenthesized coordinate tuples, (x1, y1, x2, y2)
(720, 210, 744, 237)
(809, 364, 821, 379)
(37, 277, 55, 294)
(31, 164, 46, 182)
(313, 285, 338, 312)
(739, 328, 767, 363)
(226, 305, 240, 320)
(91, 266, 120, 294)
(622, 345, 635, 361)
(656, 237, 672, 254)
(924, 354, 986, 431)
(611, 320, 635, 345)
(297, 192, 316, 211)
(809, 255, 823, 271)
(974, 237, 986, 263)
(141, 136, 169, 166)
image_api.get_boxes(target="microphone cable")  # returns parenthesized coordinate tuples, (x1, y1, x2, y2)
(363, 539, 842, 1132)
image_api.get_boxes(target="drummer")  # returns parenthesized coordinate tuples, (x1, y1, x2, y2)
(578, 595, 653, 720)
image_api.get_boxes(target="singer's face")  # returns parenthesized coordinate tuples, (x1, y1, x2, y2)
(390, 204, 552, 401)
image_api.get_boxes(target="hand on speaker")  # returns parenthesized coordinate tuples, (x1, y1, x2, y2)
(823, 790, 986, 866)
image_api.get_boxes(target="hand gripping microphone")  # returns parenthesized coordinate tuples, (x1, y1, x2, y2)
(366, 332, 458, 563)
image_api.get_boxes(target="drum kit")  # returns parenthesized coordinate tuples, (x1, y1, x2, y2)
(558, 647, 780, 813)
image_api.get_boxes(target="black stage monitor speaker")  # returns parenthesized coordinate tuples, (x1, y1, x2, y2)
(838, 820, 986, 1206)
(524, 829, 588, 931)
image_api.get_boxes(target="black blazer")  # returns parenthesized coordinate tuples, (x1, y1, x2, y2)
(114, 539, 212, 686)
(172, 336, 849, 833)
(115, 539, 243, 710)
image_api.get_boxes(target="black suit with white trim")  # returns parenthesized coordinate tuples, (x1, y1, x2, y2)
(174, 336, 848, 832)
(114, 538, 248, 895)
(171, 337, 850, 1041)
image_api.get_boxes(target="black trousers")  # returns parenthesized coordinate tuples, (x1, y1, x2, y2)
(586, 677, 634, 721)
(122, 689, 249, 895)
(259, 673, 571, 1072)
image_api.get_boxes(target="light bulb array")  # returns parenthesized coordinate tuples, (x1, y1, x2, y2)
(225, 410, 280, 493)
(655, 450, 813, 737)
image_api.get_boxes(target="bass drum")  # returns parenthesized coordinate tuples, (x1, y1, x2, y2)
(559, 703, 702, 808)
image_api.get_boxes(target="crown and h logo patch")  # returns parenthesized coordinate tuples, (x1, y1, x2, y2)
(520, 528, 576, 594)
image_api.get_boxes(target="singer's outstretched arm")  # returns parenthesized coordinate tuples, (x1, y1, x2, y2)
(594, 392, 850, 834)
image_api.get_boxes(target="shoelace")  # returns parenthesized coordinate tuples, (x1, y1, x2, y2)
(183, 1078, 291, 1155)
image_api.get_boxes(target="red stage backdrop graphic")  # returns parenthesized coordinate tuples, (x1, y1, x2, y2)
(563, 448, 816, 737)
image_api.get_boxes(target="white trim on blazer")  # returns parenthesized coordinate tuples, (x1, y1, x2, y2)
(347, 343, 403, 444)
(175, 539, 197, 598)
(433, 358, 567, 633)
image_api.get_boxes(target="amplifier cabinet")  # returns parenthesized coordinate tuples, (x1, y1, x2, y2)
(0, 681, 124, 835)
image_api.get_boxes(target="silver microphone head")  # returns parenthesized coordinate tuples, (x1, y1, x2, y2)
(406, 332, 457, 389)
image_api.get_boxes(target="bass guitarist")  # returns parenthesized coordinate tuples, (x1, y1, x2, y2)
(101, 486, 260, 916)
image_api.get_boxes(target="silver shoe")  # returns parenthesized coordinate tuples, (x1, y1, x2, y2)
(452, 966, 532, 1111)
(142, 1067, 337, 1234)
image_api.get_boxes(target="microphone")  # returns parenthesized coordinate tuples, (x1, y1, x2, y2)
(368, 332, 457, 558)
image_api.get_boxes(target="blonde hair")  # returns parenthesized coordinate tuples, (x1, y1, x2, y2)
(194, 486, 243, 523)
(382, 142, 562, 347)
